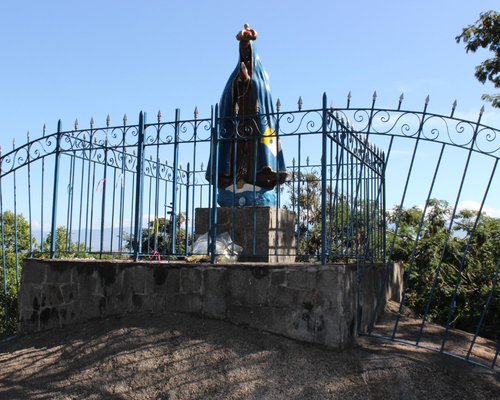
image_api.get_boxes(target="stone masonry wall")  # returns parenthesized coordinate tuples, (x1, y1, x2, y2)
(18, 259, 402, 349)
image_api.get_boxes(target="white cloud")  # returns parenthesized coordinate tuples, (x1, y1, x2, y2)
(458, 200, 500, 218)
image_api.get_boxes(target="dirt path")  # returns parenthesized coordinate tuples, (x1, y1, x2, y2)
(0, 311, 498, 399)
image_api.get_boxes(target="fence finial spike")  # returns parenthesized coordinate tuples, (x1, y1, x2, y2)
(12, 138, 15, 147)
(43, 124, 46, 136)
(399, 93, 404, 102)
(201, 161, 204, 170)
(194, 106, 199, 119)
(452, 99, 457, 110)
(480, 105, 485, 116)
(27, 130, 30, 140)
(157, 110, 162, 123)
(74, 118, 78, 130)
(90, 116, 94, 128)
(276, 98, 281, 112)
(373, 91, 377, 100)
(106, 114, 110, 127)
(234, 102, 239, 115)
(83, 132, 86, 140)
(298, 96, 303, 111)
(306, 156, 310, 166)
(347, 91, 352, 100)
(123, 113, 128, 125)
(425, 95, 430, 105)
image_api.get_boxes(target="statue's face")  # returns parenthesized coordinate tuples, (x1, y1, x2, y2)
(239, 41, 252, 66)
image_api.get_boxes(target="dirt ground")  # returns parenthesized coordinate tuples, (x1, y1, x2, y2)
(0, 310, 499, 400)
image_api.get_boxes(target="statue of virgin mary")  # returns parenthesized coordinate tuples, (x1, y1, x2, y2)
(206, 25, 287, 207)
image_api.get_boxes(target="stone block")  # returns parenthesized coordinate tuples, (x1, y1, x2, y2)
(153, 268, 180, 296)
(46, 263, 72, 284)
(39, 306, 61, 330)
(202, 268, 227, 319)
(195, 207, 296, 263)
(270, 270, 286, 285)
(21, 261, 46, 285)
(287, 269, 318, 290)
(268, 286, 315, 309)
(317, 268, 340, 309)
(314, 307, 355, 348)
(123, 266, 146, 294)
(180, 268, 202, 293)
(40, 284, 64, 308)
(128, 293, 147, 313)
(226, 268, 269, 306)
(60, 283, 77, 304)
(18, 308, 39, 333)
(283, 308, 316, 343)
(166, 293, 203, 314)
(58, 302, 83, 326)
(85, 294, 107, 320)
(18, 284, 42, 313)
(150, 293, 167, 314)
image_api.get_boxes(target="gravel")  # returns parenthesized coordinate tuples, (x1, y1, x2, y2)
(0, 311, 498, 399)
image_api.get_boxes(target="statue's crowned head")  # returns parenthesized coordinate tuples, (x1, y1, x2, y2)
(236, 24, 258, 41)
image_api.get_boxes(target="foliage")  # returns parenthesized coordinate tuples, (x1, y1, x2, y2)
(123, 215, 189, 258)
(0, 211, 36, 337)
(456, 10, 500, 108)
(285, 171, 384, 261)
(40, 226, 87, 257)
(388, 199, 500, 340)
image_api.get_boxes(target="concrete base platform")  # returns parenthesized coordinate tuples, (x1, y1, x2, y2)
(195, 207, 296, 263)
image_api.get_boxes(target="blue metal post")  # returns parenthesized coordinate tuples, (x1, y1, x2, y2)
(50, 120, 62, 259)
(133, 112, 146, 261)
(0, 148, 7, 305)
(13, 140, 19, 287)
(185, 162, 190, 256)
(321, 93, 328, 265)
(99, 136, 108, 257)
(210, 104, 220, 264)
(171, 109, 180, 255)
(27, 132, 33, 256)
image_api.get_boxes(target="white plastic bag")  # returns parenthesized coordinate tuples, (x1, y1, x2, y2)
(191, 232, 242, 263)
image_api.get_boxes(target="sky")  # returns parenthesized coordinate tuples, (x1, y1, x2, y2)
(0, 0, 499, 223)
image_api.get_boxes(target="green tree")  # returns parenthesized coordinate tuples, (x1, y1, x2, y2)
(42, 225, 86, 256)
(124, 216, 189, 258)
(285, 171, 384, 261)
(0, 211, 37, 336)
(389, 200, 500, 340)
(456, 10, 500, 108)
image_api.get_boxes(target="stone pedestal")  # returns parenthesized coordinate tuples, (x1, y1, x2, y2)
(195, 207, 296, 263)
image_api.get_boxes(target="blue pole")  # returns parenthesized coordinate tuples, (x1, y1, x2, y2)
(27, 132, 33, 256)
(321, 93, 328, 265)
(0, 148, 7, 306)
(99, 136, 108, 257)
(185, 162, 190, 256)
(50, 120, 62, 259)
(133, 112, 146, 261)
(171, 109, 180, 255)
(210, 104, 220, 264)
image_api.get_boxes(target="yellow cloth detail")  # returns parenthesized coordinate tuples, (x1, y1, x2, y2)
(260, 126, 278, 156)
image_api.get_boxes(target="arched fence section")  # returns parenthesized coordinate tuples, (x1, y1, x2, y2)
(0, 93, 499, 371)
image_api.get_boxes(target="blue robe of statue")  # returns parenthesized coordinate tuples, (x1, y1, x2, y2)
(207, 27, 287, 207)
